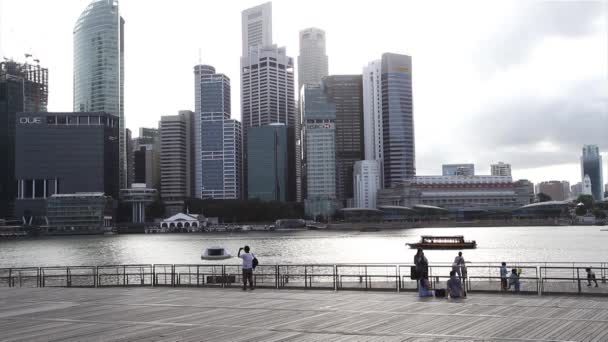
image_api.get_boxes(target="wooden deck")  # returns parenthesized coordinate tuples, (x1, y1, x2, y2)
(1, 287, 608, 341)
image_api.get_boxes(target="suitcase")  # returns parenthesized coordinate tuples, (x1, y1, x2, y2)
(434, 289, 446, 298)
(410, 266, 417, 280)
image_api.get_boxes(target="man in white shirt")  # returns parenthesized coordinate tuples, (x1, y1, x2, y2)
(452, 251, 465, 280)
(238, 246, 255, 290)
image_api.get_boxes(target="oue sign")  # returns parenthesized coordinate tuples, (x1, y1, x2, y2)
(19, 117, 42, 124)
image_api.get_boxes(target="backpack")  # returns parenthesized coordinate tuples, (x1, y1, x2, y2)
(252, 255, 258, 269)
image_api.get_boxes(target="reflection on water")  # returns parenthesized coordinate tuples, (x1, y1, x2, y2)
(0, 226, 606, 268)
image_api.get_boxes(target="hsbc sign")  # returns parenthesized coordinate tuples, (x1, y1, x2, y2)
(19, 117, 42, 124)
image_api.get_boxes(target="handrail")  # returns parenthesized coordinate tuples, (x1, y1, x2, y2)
(1, 263, 607, 296)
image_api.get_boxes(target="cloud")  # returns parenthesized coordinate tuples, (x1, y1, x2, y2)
(464, 78, 608, 169)
(476, 1, 604, 73)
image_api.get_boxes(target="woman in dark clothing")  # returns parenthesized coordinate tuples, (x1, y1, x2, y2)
(414, 248, 428, 280)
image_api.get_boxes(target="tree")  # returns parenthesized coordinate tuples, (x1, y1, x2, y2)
(536, 192, 552, 203)
(576, 194, 594, 210)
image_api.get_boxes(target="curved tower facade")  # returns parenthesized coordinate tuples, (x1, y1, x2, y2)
(74, 0, 125, 190)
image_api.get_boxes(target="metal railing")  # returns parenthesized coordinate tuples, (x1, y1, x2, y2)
(1, 263, 607, 296)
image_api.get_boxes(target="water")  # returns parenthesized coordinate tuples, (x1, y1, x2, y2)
(0, 226, 606, 268)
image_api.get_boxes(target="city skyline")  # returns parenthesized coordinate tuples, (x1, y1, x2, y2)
(1, 0, 606, 185)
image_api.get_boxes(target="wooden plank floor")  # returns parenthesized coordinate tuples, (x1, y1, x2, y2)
(1, 287, 608, 341)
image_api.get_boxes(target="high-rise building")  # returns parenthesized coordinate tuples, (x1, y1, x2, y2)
(571, 182, 583, 199)
(0, 60, 48, 218)
(301, 84, 337, 218)
(354, 160, 381, 209)
(247, 124, 294, 201)
(491, 162, 512, 177)
(194, 64, 242, 200)
(241, 2, 272, 57)
(160, 110, 194, 215)
(380, 53, 415, 187)
(133, 128, 160, 189)
(14, 112, 119, 218)
(126, 128, 133, 188)
(443, 164, 475, 176)
(324, 75, 364, 206)
(537, 181, 570, 201)
(298, 28, 328, 91)
(74, 0, 126, 189)
(362, 60, 383, 164)
(581, 145, 603, 201)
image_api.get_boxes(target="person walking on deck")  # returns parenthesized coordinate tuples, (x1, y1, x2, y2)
(414, 248, 428, 280)
(238, 246, 255, 291)
(452, 252, 465, 280)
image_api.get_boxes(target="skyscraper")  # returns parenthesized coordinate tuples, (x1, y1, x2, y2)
(241, 2, 272, 57)
(354, 160, 381, 209)
(247, 124, 292, 201)
(491, 162, 512, 177)
(581, 145, 603, 201)
(380, 53, 415, 187)
(0, 60, 48, 218)
(241, 3, 296, 199)
(298, 28, 328, 91)
(74, 0, 126, 189)
(194, 64, 242, 200)
(301, 84, 337, 218)
(160, 111, 194, 215)
(362, 60, 383, 162)
(324, 75, 364, 206)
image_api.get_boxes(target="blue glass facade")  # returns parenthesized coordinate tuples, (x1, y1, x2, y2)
(581, 145, 603, 201)
(195, 65, 241, 199)
(73, 0, 125, 189)
(381, 53, 415, 187)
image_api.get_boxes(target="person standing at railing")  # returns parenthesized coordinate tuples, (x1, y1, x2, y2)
(500, 262, 509, 292)
(452, 252, 465, 280)
(238, 246, 255, 291)
(414, 248, 428, 281)
(586, 267, 599, 287)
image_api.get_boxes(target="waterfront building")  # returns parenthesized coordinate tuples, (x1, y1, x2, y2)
(491, 162, 511, 177)
(377, 175, 533, 218)
(537, 181, 570, 201)
(298, 28, 328, 91)
(241, 3, 296, 199)
(324, 75, 364, 206)
(301, 84, 337, 218)
(0, 60, 48, 218)
(247, 124, 294, 201)
(14, 112, 119, 218)
(442, 164, 475, 176)
(354, 160, 382, 209)
(46, 193, 114, 234)
(194, 64, 242, 200)
(580, 145, 603, 201)
(119, 183, 157, 223)
(74, 0, 126, 189)
(133, 128, 160, 189)
(160, 111, 194, 216)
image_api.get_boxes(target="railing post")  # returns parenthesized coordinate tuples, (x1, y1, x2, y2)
(221, 265, 225, 289)
(275, 265, 279, 289)
(8, 268, 12, 288)
(172, 265, 175, 287)
(197, 265, 200, 287)
(67, 267, 71, 287)
(396, 265, 400, 293)
(94, 266, 98, 288)
(333, 265, 337, 292)
(577, 267, 581, 294)
(537, 266, 541, 296)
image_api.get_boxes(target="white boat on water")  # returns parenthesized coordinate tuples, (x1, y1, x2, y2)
(201, 246, 232, 260)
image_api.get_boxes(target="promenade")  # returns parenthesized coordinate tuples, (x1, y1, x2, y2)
(1, 287, 608, 341)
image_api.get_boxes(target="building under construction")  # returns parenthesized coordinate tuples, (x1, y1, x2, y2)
(0, 59, 48, 218)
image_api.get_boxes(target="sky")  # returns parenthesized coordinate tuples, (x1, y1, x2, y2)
(0, 0, 607, 186)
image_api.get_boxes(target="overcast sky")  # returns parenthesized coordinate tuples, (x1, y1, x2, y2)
(1, 0, 606, 186)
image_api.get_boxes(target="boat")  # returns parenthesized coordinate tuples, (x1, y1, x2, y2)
(406, 235, 477, 249)
(201, 246, 232, 260)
